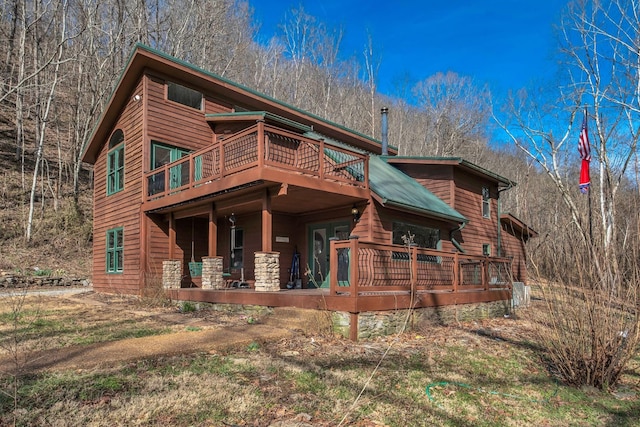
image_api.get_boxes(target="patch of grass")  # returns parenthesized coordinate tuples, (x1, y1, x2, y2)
(180, 302, 196, 313)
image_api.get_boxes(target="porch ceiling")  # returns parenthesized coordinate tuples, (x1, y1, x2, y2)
(149, 182, 364, 219)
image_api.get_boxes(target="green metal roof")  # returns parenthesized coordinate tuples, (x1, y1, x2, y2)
(369, 156, 467, 223)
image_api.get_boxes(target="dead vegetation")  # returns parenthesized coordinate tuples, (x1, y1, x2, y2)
(0, 289, 639, 426)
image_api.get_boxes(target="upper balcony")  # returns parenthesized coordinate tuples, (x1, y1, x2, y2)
(143, 122, 370, 212)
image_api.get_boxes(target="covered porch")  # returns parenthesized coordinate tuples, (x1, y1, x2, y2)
(163, 238, 513, 339)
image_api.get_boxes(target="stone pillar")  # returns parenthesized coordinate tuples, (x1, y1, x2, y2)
(201, 256, 224, 289)
(162, 260, 182, 289)
(254, 251, 280, 292)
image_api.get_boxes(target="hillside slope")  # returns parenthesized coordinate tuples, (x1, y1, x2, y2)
(0, 104, 93, 279)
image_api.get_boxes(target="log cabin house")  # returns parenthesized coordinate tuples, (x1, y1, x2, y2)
(81, 44, 536, 339)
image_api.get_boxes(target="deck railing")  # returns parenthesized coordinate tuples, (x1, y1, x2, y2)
(329, 238, 512, 296)
(144, 123, 369, 201)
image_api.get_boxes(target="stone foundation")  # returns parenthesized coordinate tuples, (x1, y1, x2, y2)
(162, 260, 182, 289)
(201, 257, 224, 289)
(254, 252, 280, 292)
(333, 300, 511, 340)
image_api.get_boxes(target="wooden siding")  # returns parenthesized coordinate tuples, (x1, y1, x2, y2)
(146, 75, 214, 154)
(452, 169, 499, 256)
(393, 164, 454, 205)
(92, 78, 145, 293)
(500, 223, 529, 284)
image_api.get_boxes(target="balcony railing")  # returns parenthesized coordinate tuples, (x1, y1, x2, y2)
(329, 238, 512, 296)
(144, 123, 369, 201)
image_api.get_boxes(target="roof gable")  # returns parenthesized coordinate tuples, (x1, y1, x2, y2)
(369, 156, 466, 223)
(82, 43, 393, 164)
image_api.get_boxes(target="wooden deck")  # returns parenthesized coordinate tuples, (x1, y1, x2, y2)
(167, 286, 511, 313)
(167, 239, 513, 313)
(142, 122, 369, 212)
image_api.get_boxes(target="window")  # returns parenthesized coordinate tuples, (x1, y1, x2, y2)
(230, 228, 243, 269)
(483, 244, 491, 257)
(392, 222, 440, 262)
(167, 81, 202, 109)
(149, 141, 191, 193)
(106, 227, 124, 273)
(107, 130, 124, 195)
(482, 186, 491, 218)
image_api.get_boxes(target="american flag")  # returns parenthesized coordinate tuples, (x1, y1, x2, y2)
(579, 107, 591, 194)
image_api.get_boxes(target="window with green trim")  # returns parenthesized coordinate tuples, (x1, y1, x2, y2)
(107, 130, 125, 195)
(106, 227, 123, 273)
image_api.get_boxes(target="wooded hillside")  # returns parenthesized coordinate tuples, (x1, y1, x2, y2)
(0, 0, 638, 286)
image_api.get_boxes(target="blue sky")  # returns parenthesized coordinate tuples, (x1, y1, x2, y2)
(249, 0, 568, 97)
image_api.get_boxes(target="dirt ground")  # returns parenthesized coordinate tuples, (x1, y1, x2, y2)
(0, 288, 540, 375)
(0, 289, 342, 373)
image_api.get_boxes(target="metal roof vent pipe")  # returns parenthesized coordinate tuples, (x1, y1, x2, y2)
(381, 107, 389, 155)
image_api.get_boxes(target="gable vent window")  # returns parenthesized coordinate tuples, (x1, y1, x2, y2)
(482, 186, 491, 219)
(167, 81, 202, 110)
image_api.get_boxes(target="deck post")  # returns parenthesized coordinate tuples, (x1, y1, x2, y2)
(349, 235, 359, 299)
(452, 252, 459, 293)
(350, 313, 358, 341)
(410, 245, 418, 294)
(329, 237, 339, 295)
(257, 119, 265, 167)
(483, 258, 489, 291)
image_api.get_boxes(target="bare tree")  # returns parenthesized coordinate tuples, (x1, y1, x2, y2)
(402, 72, 491, 159)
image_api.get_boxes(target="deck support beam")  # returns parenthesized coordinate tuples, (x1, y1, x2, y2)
(349, 313, 358, 341)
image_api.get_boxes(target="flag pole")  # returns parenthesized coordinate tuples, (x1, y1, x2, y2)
(588, 184, 593, 244)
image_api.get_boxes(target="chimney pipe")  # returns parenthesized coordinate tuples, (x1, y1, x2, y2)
(381, 107, 389, 155)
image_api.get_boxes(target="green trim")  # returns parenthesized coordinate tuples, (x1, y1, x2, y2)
(106, 227, 124, 273)
(107, 144, 124, 195)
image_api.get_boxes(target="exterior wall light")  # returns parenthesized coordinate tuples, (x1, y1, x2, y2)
(351, 205, 361, 223)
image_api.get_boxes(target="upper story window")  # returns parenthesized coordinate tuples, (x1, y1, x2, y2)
(167, 81, 202, 110)
(482, 186, 491, 219)
(107, 129, 125, 195)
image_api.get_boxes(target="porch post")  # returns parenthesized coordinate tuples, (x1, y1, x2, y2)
(208, 203, 217, 256)
(201, 256, 224, 289)
(169, 212, 176, 259)
(162, 260, 181, 289)
(254, 251, 280, 291)
(261, 190, 272, 252)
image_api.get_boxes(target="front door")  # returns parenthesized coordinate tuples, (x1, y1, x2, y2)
(308, 222, 350, 288)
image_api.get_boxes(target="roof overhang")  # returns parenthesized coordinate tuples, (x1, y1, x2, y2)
(383, 156, 517, 188)
(500, 213, 538, 238)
